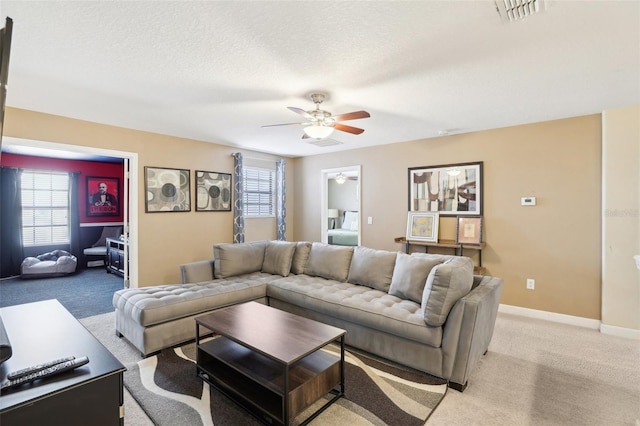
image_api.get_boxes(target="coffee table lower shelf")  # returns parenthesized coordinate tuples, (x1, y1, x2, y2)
(197, 337, 344, 425)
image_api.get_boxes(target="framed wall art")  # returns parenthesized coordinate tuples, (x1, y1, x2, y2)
(144, 166, 190, 212)
(86, 176, 120, 217)
(195, 170, 232, 212)
(408, 161, 483, 216)
(406, 211, 439, 243)
(455, 215, 483, 245)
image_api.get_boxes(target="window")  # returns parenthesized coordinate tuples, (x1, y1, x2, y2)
(242, 167, 275, 217)
(21, 170, 70, 246)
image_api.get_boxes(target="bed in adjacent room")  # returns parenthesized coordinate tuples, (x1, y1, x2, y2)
(328, 211, 359, 246)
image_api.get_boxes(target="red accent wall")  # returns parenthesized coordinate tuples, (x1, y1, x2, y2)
(1, 153, 125, 224)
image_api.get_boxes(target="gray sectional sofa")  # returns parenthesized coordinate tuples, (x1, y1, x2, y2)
(113, 240, 503, 391)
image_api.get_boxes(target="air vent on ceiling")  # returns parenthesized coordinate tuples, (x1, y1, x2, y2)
(495, 0, 544, 23)
(307, 138, 344, 147)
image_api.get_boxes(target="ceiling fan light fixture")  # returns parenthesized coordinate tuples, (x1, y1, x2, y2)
(335, 173, 347, 184)
(303, 125, 334, 139)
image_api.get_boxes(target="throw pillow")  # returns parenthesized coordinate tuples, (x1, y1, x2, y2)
(304, 242, 354, 282)
(388, 252, 445, 303)
(213, 241, 266, 279)
(347, 246, 397, 291)
(421, 256, 474, 327)
(262, 241, 297, 276)
(290, 241, 312, 274)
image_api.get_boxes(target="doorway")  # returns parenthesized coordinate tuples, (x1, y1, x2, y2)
(2, 137, 139, 288)
(320, 165, 361, 246)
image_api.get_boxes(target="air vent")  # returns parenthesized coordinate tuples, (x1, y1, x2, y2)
(495, 0, 544, 22)
(307, 138, 344, 147)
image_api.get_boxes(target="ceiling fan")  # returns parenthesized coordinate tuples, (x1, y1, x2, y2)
(262, 93, 370, 140)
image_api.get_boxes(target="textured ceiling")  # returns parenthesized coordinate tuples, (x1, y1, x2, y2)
(2, 1, 639, 158)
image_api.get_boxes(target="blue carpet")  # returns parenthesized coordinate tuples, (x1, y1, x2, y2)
(0, 268, 123, 319)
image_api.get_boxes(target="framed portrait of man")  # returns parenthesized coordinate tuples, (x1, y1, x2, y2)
(87, 176, 120, 217)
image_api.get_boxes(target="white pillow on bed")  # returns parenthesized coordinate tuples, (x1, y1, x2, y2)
(342, 211, 358, 231)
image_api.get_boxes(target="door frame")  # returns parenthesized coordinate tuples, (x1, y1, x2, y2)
(320, 165, 361, 245)
(2, 137, 139, 288)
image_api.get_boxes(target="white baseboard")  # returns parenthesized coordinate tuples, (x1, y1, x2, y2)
(600, 323, 640, 340)
(499, 304, 640, 340)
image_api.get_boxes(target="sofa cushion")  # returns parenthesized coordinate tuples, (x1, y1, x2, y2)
(262, 241, 296, 276)
(421, 256, 474, 327)
(213, 241, 266, 279)
(304, 243, 354, 282)
(268, 275, 443, 347)
(388, 252, 445, 303)
(290, 241, 312, 274)
(347, 246, 397, 291)
(113, 272, 272, 327)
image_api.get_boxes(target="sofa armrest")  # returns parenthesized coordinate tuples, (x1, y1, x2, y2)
(441, 275, 503, 390)
(180, 259, 215, 284)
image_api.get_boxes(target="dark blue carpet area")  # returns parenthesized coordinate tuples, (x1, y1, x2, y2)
(0, 268, 123, 319)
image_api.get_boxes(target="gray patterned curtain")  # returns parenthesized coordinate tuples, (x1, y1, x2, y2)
(0, 167, 24, 278)
(276, 159, 286, 240)
(68, 172, 81, 257)
(232, 152, 244, 243)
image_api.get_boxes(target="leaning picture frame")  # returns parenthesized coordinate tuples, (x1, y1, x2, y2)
(144, 166, 191, 213)
(195, 170, 232, 212)
(455, 215, 483, 245)
(406, 211, 439, 243)
(408, 161, 483, 216)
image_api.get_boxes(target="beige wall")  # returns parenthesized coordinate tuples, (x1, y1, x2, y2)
(602, 105, 640, 330)
(294, 115, 602, 319)
(7, 106, 637, 325)
(4, 107, 294, 286)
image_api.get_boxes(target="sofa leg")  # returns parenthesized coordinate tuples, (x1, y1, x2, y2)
(448, 381, 468, 392)
(116, 331, 123, 338)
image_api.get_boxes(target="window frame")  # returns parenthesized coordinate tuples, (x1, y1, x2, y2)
(242, 166, 276, 218)
(20, 169, 71, 247)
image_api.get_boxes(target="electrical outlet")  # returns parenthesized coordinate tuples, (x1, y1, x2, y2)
(526, 279, 535, 290)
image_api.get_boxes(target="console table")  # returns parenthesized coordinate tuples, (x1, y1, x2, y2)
(106, 238, 127, 278)
(0, 300, 126, 425)
(395, 237, 486, 275)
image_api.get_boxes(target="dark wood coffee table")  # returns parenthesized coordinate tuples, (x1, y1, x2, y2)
(195, 302, 346, 426)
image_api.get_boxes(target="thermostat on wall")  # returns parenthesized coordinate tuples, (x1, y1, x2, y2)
(521, 197, 536, 206)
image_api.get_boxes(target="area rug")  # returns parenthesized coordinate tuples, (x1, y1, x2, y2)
(124, 340, 448, 426)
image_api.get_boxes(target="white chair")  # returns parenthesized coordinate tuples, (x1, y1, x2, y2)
(84, 226, 122, 268)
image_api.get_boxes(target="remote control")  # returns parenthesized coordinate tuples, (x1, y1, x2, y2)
(7, 356, 76, 380)
(1, 356, 89, 392)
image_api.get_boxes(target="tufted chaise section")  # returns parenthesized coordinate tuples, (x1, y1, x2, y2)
(113, 272, 273, 355)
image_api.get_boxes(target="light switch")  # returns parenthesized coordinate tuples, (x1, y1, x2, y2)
(367, 216, 373, 225)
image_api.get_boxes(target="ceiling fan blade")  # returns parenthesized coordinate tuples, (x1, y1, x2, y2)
(334, 123, 365, 135)
(287, 107, 313, 119)
(331, 110, 370, 121)
(261, 122, 303, 128)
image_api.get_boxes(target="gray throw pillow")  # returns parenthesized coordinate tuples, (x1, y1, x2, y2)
(262, 241, 297, 276)
(290, 241, 312, 275)
(304, 242, 354, 282)
(388, 252, 445, 303)
(213, 241, 266, 279)
(347, 246, 397, 291)
(421, 256, 474, 327)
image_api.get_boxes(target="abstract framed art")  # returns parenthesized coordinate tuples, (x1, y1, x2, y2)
(195, 170, 232, 212)
(144, 166, 190, 212)
(406, 211, 439, 243)
(408, 161, 483, 216)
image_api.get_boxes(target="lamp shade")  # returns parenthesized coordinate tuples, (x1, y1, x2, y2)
(327, 209, 339, 219)
(303, 125, 334, 139)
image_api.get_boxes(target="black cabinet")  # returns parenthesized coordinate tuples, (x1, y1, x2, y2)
(106, 238, 127, 278)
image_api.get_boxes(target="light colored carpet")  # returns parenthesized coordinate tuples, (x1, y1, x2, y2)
(82, 311, 640, 425)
